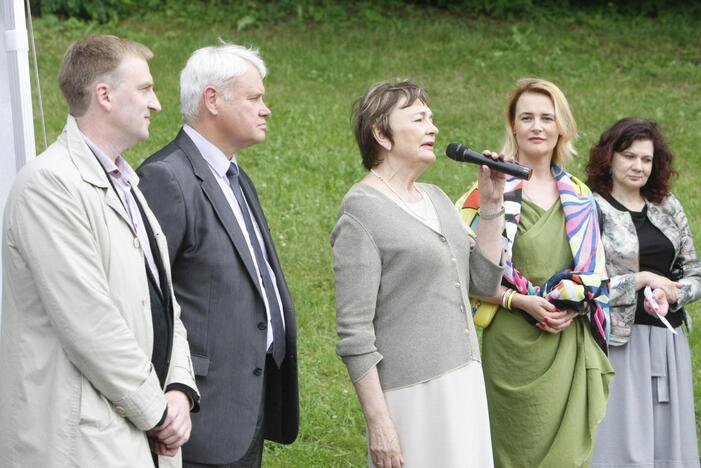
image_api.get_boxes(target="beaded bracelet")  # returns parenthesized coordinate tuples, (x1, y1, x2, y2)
(480, 206, 505, 220)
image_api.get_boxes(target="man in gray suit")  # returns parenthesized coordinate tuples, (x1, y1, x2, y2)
(137, 44, 298, 468)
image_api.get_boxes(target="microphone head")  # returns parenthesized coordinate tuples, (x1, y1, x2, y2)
(445, 143, 466, 161)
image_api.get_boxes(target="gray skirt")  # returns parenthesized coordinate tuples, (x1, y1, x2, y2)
(592, 324, 700, 467)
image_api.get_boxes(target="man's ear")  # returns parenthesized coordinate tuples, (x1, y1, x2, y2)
(94, 82, 112, 112)
(202, 86, 220, 116)
(372, 125, 392, 152)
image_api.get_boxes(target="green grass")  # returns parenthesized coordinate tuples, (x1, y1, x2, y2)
(28, 7, 701, 466)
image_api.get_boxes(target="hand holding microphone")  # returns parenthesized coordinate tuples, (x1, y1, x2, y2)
(445, 143, 532, 180)
(456, 144, 509, 265)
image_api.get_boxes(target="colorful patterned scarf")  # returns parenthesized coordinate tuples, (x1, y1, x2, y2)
(456, 165, 610, 352)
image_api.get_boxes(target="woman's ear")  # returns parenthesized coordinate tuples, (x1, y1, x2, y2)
(372, 125, 392, 152)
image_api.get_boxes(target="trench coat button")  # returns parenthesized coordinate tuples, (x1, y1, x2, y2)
(253, 368, 263, 376)
(133, 238, 140, 249)
(257, 322, 267, 331)
(115, 406, 126, 416)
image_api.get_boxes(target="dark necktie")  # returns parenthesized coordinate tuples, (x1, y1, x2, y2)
(226, 164, 285, 367)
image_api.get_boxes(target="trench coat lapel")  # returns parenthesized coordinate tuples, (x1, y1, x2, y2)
(62, 115, 135, 234)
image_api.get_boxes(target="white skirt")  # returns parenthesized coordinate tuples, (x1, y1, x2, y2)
(369, 361, 494, 468)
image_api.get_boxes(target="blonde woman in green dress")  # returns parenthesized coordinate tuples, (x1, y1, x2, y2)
(456, 78, 614, 468)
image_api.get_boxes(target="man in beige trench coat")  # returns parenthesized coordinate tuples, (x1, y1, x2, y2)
(0, 35, 199, 467)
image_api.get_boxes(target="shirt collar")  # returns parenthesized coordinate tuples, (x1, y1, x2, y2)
(183, 124, 239, 177)
(80, 131, 139, 185)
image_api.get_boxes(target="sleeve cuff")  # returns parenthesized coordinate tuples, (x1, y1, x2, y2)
(469, 245, 505, 297)
(342, 352, 383, 383)
(112, 367, 167, 431)
(153, 406, 168, 429)
(609, 273, 637, 306)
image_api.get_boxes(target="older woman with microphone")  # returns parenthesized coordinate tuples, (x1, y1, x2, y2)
(331, 80, 505, 467)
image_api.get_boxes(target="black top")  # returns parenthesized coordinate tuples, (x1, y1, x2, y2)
(607, 197, 682, 328)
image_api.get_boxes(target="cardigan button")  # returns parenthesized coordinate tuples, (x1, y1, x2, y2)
(454, 281, 461, 288)
(133, 237, 140, 249)
(451, 257, 457, 263)
(439, 235, 447, 242)
(253, 368, 263, 377)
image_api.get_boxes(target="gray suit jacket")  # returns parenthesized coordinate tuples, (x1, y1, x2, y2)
(137, 129, 298, 464)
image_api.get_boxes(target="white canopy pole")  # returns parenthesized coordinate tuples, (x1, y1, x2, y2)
(1, 0, 35, 325)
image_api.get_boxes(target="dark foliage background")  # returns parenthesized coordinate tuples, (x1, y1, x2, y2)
(28, 0, 701, 24)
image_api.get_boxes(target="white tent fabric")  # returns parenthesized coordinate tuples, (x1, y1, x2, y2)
(1, 0, 35, 325)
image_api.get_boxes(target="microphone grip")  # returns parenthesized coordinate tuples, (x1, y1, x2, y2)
(445, 143, 532, 180)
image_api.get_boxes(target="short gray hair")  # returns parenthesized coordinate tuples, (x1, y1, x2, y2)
(180, 43, 267, 122)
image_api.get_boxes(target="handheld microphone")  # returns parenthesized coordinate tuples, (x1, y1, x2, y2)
(445, 143, 532, 180)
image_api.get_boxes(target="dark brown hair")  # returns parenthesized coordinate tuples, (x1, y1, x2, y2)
(58, 35, 152, 117)
(586, 117, 675, 203)
(352, 80, 429, 170)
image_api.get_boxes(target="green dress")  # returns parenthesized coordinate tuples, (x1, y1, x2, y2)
(483, 199, 614, 468)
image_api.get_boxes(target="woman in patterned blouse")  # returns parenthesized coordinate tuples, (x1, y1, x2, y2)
(588, 117, 701, 468)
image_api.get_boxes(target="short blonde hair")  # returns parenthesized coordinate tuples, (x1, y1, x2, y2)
(501, 78, 577, 166)
(58, 35, 153, 117)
